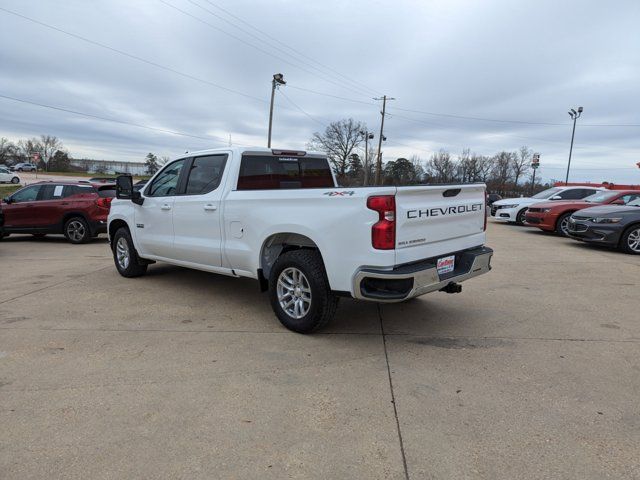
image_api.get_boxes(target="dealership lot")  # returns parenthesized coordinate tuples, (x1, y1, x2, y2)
(0, 222, 638, 479)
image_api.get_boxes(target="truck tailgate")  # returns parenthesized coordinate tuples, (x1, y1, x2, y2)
(394, 184, 486, 264)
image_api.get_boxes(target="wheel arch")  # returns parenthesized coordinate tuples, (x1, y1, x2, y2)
(555, 210, 577, 228)
(619, 222, 640, 248)
(258, 232, 324, 290)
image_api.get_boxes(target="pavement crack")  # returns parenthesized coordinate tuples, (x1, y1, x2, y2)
(378, 304, 410, 480)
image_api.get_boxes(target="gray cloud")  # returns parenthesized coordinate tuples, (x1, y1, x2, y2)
(1, 0, 639, 183)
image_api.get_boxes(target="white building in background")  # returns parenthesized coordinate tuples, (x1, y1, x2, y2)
(71, 158, 148, 175)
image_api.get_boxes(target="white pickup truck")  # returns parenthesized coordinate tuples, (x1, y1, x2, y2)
(109, 147, 493, 332)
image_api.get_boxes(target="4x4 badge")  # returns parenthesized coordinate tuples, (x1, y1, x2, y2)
(323, 191, 355, 197)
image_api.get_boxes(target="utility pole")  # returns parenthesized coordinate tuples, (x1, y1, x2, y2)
(565, 106, 583, 184)
(374, 95, 394, 185)
(360, 130, 374, 186)
(267, 73, 286, 148)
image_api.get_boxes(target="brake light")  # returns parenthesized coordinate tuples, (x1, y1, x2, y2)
(367, 195, 396, 250)
(95, 197, 113, 209)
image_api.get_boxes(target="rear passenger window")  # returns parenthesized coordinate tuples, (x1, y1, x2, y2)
(40, 184, 66, 200)
(184, 155, 227, 195)
(237, 155, 334, 190)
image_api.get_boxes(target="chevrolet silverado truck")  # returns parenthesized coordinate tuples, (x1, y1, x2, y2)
(109, 148, 493, 333)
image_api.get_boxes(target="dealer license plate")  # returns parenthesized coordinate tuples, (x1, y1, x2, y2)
(437, 255, 455, 276)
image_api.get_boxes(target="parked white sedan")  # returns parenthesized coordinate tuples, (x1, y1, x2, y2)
(0, 166, 21, 184)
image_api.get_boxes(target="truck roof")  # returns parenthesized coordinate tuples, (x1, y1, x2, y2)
(175, 147, 326, 159)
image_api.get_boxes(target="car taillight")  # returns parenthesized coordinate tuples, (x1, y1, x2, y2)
(95, 197, 113, 209)
(367, 195, 396, 250)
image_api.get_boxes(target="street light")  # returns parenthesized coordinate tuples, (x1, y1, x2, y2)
(267, 73, 286, 148)
(360, 130, 374, 185)
(566, 106, 583, 184)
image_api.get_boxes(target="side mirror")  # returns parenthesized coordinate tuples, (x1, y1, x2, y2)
(550, 195, 562, 200)
(116, 175, 143, 205)
(2, 197, 12, 204)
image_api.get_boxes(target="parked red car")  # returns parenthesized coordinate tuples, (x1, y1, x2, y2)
(0, 181, 115, 243)
(525, 189, 640, 236)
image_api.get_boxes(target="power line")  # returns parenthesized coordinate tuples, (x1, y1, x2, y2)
(0, 6, 279, 106)
(198, 0, 382, 97)
(287, 85, 376, 105)
(389, 106, 567, 126)
(0, 93, 256, 146)
(278, 90, 327, 127)
(159, 0, 373, 99)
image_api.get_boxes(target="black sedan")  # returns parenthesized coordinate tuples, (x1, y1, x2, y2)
(567, 198, 640, 254)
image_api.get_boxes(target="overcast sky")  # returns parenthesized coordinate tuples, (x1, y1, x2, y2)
(1, 0, 639, 183)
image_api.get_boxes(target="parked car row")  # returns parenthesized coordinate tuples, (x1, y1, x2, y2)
(490, 186, 640, 254)
(0, 180, 115, 243)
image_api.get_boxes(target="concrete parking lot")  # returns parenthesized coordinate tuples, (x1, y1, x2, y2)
(1, 222, 638, 479)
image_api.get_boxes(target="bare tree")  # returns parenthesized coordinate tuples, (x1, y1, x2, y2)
(0, 137, 17, 164)
(308, 118, 365, 179)
(425, 150, 456, 183)
(39, 135, 63, 167)
(512, 146, 532, 186)
(491, 151, 515, 194)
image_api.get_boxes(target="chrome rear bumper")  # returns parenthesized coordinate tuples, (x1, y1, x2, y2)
(353, 246, 493, 302)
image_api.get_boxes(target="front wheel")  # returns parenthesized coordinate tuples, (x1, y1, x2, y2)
(112, 227, 148, 277)
(516, 208, 527, 225)
(555, 212, 572, 237)
(268, 250, 338, 333)
(619, 225, 640, 255)
(11, 177, 19, 184)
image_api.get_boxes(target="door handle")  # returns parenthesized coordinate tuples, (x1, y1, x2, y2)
(161, 204, 171, 211)
(204, 204, 217, 211)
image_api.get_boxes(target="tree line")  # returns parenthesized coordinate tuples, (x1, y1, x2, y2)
(309, 118, 551, 195)
(0, 135, 72, 171)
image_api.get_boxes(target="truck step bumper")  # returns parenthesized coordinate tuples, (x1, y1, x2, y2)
(353, 246, 493, 302)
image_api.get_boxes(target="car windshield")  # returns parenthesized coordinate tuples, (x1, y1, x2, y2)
(584, 191, 618, 203)
(532, 187, 563, 199)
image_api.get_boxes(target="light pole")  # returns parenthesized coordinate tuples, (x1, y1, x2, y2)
(565, 106, 583, 184)
(360, 130, 374, 186)
(268, 73, 286, 148)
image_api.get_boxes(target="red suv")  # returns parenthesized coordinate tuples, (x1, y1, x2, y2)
(0, 181, 115, 243)
(524, 189, 640, 236)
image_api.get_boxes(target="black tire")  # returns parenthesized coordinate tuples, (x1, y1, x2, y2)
(619, 224, 640, 255)
(515, 208, 527, 225)
(268, 249, 338, 333)
(63, 216, 91, 244)
(112, 227, 148, 277)
(16, 168, 23, 172)
(11, 177, 19, 184)
(555, 212, 572, 237)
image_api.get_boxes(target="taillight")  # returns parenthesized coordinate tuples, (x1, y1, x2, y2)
(367, 195, 396, 250)
(95, 197, 113, 209)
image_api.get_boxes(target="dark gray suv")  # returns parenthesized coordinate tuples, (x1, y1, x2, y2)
(567, 198, 640, 254)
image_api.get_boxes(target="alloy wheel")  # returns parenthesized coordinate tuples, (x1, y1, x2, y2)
(277, 267, 312, 319)
(116, 237, 130, 269)
(627, 228, 640, 253)
(66, 220, 86, 242)
(559, 216, 570, 236)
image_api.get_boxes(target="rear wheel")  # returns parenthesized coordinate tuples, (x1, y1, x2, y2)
(112, 227, 148, 277)
(619, 225, 640, 255)
(63, 217, 91, 244)
(516, 208, 527, 225)
(555, 212, 572, 237)
(268, 249, 338, 333)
